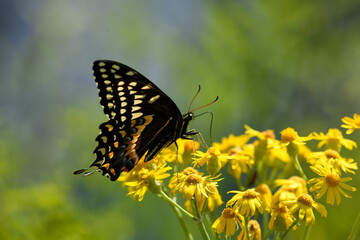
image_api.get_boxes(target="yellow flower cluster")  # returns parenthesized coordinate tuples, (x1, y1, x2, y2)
(115, 115, 359, 239)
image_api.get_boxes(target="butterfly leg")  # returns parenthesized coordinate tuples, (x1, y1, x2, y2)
(182, 129, 198, 139)
(182, 129, 209, 149)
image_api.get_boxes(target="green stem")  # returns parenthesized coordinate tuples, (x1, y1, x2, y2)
(191, 199, 211, 240)
(281, 219, 299, 240)
(244, 166, 256, 189)
(303, 224, 312, 240)
(244, 217, 250, 240)
(274, 231, 280, 240)
(264, 229, 273, 240)
(292, 154, 307, 181)
(236, 176, 243, 191)
(159, 190, 197, 220)
(205, 213, 220, 240)
(169, 200, 194, 240)
(262, 212, 269, 238)
(348, 212, 360, 240)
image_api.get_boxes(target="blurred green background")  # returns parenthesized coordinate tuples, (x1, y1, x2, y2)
(1, 0, 360, 239)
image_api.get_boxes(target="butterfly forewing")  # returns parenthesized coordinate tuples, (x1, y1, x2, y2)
(81, 60, 185, 181)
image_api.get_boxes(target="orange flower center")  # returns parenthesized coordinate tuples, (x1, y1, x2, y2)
(297, 193, 313, 207)
(248, 220, 260, 231)
(324, 149, 340, 159)
(183, 167, 199, 175)
(243, 189, 258, 199)
(186, 174, 203, 184)
(222, 208, 236, 218)
(276, 205, 288, 214)
(281, 128, 298, 142)
(325, 173, 340, 187)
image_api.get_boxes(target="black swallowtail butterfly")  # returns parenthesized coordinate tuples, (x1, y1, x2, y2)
(74, 60, 203, 181)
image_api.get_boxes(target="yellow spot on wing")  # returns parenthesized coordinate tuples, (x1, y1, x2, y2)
(134, 95, 145, 99)
(148, 95, 160, 103)
(134, 100, 142, 105)
(132, 106, 141, 112)
(112, 64, 120, 70)
(132, 112, 143, 119)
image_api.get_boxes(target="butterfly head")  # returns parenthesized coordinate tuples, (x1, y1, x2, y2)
(183, 112, 195, 123)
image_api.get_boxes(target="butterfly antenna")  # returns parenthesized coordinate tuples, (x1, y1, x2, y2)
(190, 96, 219, 113)
(188, 85, 201, 113)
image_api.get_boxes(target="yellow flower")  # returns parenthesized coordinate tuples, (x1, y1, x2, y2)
(280, 193, 327, 225)
(308, 162, 356, 205)
(186, 181, 224, 213)
(245, 124, 276, 142)
(124, 163, 171, 201)
(255, 184, 272, 207)
(308, 149, 357, 174)
(160, 139, 199, 166)
(117, 155, 157, 186)
(237, 219, 262, 240)
(266, 147, 290, 165)
(268, 205, 294, 231)
(273, 176, 308, 196)
(227, 189, 269, 217)
(200, 182, 224, 212)
(279, 127, 312, 146)
(272, 176, 307, 208)
(298, 145, 313, 162)
(271, 186, 297, 208)
(312, 128, 357, 151)
(227, 145, 255, 179)
(193, 147, 232, 175)
(213, 134, 251, 153)
(170, 168, 221, 201)
(245, 125, 284, 165)
(212, 208, 244, 237)
(269, 128, 312, 158)
(341, 113, 360, 134)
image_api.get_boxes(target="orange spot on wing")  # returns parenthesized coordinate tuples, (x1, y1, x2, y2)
(114, 142, 119, 148)
(105, 124, 114, 132)
(102, 163, 110, 169)
(136, 125, 145, 132)
(109, 152, 114, 159)
(143, 115, 153, 125)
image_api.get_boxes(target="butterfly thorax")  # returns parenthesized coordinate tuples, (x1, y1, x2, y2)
(179, 112, 195, 139)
